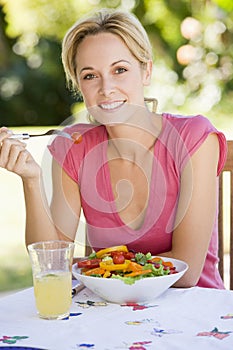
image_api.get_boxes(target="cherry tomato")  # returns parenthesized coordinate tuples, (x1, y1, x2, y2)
(110, 251, 123, 257)
(96, 245, 128, 258)
(169, 267, 177, 274)
(77, 258, 101, 269)
(110, 251, 135, 260)
(124, 251, 135, 260)
(71, 132, 82, 144)
(112, 254, 125, 264)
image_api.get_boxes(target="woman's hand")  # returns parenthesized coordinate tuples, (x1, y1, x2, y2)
(0, 127, 41, 180)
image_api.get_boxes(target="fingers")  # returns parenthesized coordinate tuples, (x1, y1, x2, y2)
(0, 128, 40, 179)
(0, 127, 13, 142)
(0, 126, 10, 132)
(11, 148, 30, 174)
(5, 145, 27, 172)
(0, 138, 27, 171)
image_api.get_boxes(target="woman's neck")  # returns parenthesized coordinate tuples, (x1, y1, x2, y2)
(106, 112, 162, 160)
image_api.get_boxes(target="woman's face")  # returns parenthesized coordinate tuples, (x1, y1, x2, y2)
(75, 32, 152, 125)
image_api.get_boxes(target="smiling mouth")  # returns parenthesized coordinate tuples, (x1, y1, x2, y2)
(99, 100, 126, 110)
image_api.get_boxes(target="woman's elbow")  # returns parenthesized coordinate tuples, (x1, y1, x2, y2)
(173, 271, 199, 288)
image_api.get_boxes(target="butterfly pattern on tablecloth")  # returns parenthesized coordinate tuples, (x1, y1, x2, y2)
(197, 327, 232, 339)
(221, 313, 233, 319)
(62, 312, 82, 320)
(75, 339, 153, 349)
(75, 300, 108, 308)
(125, 318, 159, 326)
(0, 335, 29, 344)
(151, 327, 182, 337)
(117, 340, 152, 349)
(124, 317, 182, 337)
(121, 302, 158, 311)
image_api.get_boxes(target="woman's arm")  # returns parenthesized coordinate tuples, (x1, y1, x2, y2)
(25, 158, 82, 245)
(0, 128, 55, 245)
(49, 159, 82, 242)
(0, 128, 81, 246)
(23, 173, 59, 245)
(159, 133, 220, 287)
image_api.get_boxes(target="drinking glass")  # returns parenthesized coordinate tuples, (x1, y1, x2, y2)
(28, 240, 75, 320)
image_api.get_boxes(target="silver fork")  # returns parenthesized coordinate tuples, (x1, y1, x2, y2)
(9, 129, 73, 141)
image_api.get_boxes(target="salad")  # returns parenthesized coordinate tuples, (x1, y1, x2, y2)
(76, 245, 177, 285)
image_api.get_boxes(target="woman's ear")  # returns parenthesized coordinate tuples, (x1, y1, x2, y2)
(143, 60, 153, 86)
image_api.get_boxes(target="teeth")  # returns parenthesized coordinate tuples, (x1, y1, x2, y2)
(100, 101, 124, 110)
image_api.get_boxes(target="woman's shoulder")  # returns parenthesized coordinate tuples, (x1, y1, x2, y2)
(161, 112, 227, 174)
(162, 112, 213, 130)
(161, 112, 220, 141)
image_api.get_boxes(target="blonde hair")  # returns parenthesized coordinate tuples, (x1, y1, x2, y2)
(62, 8, 153, 92)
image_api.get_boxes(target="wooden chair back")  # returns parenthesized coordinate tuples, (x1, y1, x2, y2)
(218, 140, 233, 289)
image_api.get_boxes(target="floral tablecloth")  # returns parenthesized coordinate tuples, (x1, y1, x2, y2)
(0, 286, 232, 350)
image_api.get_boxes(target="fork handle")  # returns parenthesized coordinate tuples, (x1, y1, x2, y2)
(10, 133, 30, 140)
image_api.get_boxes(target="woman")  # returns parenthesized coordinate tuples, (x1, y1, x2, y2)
(0, 9, 227, 288)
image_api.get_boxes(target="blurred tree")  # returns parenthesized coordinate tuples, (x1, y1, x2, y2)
(0, 5, 78, 126)
(0, 0, 232, 126)
(136, 0, 233, 119)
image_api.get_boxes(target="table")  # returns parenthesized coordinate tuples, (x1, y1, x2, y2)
(0, 285, 232, 350)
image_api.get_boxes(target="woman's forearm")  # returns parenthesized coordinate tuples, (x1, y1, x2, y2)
(23, 173, 59, 246)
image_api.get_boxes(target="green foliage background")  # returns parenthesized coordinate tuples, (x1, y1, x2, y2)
(0, 0, 232, 126)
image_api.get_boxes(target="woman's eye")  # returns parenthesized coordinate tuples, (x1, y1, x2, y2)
(115, 67, 127, 74)
(83, 73, 96, 80)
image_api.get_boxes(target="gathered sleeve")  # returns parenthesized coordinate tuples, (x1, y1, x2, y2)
(162, 114, 227, 176)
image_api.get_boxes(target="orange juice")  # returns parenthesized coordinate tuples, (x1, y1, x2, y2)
(33, 271, 72, 319)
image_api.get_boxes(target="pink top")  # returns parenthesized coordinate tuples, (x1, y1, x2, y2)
(48, 113, 227, 289)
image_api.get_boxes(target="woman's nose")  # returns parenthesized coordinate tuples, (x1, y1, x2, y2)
(99, 77, 115, 97)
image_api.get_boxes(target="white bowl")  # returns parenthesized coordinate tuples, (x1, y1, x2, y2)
(72, 257, 188, 304)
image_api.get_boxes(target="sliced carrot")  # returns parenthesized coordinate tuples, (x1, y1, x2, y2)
(126, 261, 143, 272)
(150, 257, 163, 263)
(162, 261, 174, 268)
(85, 267, 106, 276)
(125, 269, 152, 277)
(103, 270, 111, 278)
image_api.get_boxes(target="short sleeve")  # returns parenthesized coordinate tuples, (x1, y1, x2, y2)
(162, 114, 227, 176)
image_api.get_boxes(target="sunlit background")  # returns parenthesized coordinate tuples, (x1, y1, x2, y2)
(0, 0, 232, 294)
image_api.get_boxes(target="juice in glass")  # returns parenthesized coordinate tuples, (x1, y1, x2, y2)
(33, 271, 72, 319)
(28, 240, 75, 320)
